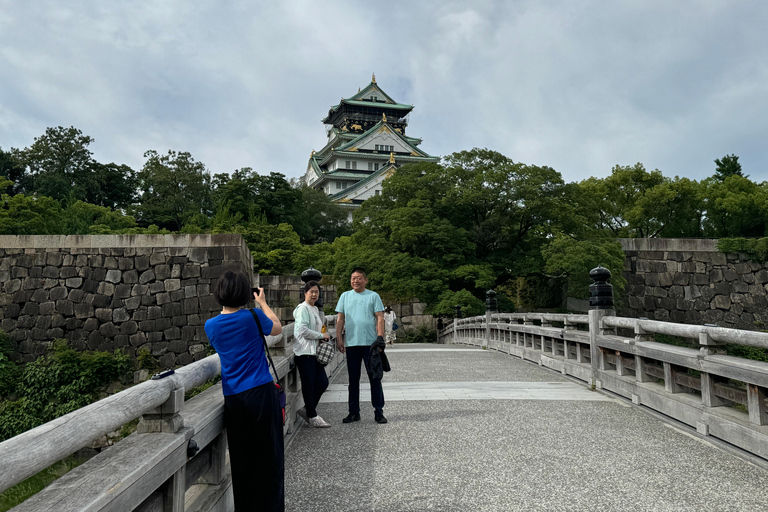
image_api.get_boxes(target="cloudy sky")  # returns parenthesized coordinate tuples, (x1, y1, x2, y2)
(1, 1, 767, 184)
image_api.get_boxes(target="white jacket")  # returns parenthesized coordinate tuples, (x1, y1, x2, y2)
(293, 301, 325, 356)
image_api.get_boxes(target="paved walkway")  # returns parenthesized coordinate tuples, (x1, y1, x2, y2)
(284, 344, 768, 511)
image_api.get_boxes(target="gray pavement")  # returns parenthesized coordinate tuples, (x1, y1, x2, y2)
(285, 344, 768, 511)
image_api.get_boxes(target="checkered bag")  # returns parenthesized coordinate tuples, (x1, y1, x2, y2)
(315, 338, 335, 366)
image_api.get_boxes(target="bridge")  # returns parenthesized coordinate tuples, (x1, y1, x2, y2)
(4, 296, 768, 510)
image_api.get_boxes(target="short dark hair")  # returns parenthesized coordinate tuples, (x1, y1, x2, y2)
(213, 270, 252, 307)
(302, 280, 320, 294)
(350, 267, 367, 278)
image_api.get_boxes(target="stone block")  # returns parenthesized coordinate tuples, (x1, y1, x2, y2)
(113, 307, 131, 323)
(171, 265, 182, 279)
(92, 294, 112, 308)
(712, 295, 731, 310)
(131, 284, 149, 296)
(66, 277, 84, 289)
(104, 256, 119, 269)
(183, 297, 199, 315)
(169, 290, 184, 302)
(115, 284, 132, 299)
(74, 303, 94, 319)
(130, 332, 147, 347)
(114, 335, 130, 348)
(39, 301, 56, 315)
(169, 339, 186, 353)
(120, 321, 138, 335)
(200, 295, 219, 312)
(95, 308, 112, 322)
(87, 330, 104, 350)
(43, 278, 58, 290)
(182, 264, 201, 279)
(155, 265, 171, 280)
(42, 266, 59, 278)
(149, 282, 165, 294)
(123, 269, 138, 284)
(83, 279, 99, 293)
(201, 265, 224, 280)
(162, 302, 182, 317)
(22, 302, 40, 315)
(92, 267, 107, 281)
(147, 306, 162, 320)
(11, 267, 28, 278)
(156, 318, 172, 330)
(105, 269, 122, 283)
(164, 279, 181, 292)
(23, 277, 44, 290)
(4, 279, 21, 293)
(46, 252, 63, 266)
(176, 353, 193, 366)
(29, 267, 42, 278)
(125, 296, 142, 310)
(59, 266, 77, 279)
(172, 315, 187, 327)
(83, 317, 99, 331)
(149, 253, 167, 266)
(132, 308, 148, 321)
(31, 289, 49, 302)
(135, 255, 150, 271)
(55, 300, 74, 316)
(97, 282, 115, 296)
(139, 269, 156, 285)
(151, 341, 169, 356)
(147, 332, 163, 342)
(156, 292, 171, 306)
(34, 316, 51, 330)
(159, 352, 175, 369)
(118, 257, 134, 270)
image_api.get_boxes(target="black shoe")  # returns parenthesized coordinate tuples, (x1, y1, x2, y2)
(342, 413, 360, 423)
(375, 414, 388, 424)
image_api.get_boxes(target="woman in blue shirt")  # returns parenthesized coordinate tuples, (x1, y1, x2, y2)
(204, 270, 283, 512)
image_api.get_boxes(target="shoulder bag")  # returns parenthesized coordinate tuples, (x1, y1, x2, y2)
(249, 309, 286, 425)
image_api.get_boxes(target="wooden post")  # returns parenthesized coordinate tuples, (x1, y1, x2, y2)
(615, 351, 625, 376)
(635, 356, 653, 382)
(588, 266, 615, 390)
(163, 466, 186, 512)
(663, 362, 683, 393)
(137, 387, 185, 434)
(701, 372, 727, 407)
(200, 432, 228, 485)
(747, 384, 768, 426)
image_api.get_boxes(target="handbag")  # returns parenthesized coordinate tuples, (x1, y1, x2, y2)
(315, 338, 334, 366)
(392, 321, 399, 331)
(249, 309, 286, 425)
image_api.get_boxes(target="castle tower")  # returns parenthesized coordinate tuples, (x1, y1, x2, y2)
(304, 74, 438, 220)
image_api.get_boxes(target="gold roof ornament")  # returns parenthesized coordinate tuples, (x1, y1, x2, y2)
(372, 73, 376, 84)
(389, 152, 396, 164)
(311, 150, 315, 156)
(382, 112, 387, 123)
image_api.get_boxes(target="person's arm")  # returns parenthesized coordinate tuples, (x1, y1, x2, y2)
(375, 311, 385, 338)
(254, 288, 282, 335)
(336, 313, 346, 353)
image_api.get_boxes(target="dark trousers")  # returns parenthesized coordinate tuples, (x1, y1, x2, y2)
(346, 345, 385, 415)
(224, 382, 284, 512)
(295, 354, 329, 418)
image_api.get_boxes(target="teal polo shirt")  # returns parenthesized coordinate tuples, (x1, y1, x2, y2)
(336, 289, 384, 347)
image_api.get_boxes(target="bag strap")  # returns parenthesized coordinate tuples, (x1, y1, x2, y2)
(249, 309, 278, 383)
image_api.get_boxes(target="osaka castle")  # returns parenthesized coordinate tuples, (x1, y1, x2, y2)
(304, 74, 439, 220)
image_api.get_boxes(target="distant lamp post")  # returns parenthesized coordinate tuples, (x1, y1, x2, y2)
(485, 290, 498, 312)
(589, 266, 614, 310)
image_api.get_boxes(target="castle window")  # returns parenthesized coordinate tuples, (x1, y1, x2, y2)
(375, 163, 379, 170)
(345, 160, 350, 168)
(368, 162, 373, 170)
(351, 161, 357, 170)
(336, 182, 342, 190)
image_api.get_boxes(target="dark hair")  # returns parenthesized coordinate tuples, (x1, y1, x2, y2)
(302, 280, 320, 294)
(213, 270, 252, 307)
(350, 267, 367, 278)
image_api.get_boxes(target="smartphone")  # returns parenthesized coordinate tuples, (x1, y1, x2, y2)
(252, 287, 260, 296)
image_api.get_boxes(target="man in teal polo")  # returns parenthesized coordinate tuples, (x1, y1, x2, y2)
(335, 268, 387, 424)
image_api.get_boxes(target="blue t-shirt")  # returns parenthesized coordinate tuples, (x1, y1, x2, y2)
(204, 308, 274, 396)
(336, 289, 384, 347)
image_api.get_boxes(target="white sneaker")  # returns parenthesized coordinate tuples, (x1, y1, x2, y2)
(297, 407, 309, 425)
(309, 415, 331, 428)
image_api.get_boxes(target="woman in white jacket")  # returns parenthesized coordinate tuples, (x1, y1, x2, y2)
(293, 280, 332, 428)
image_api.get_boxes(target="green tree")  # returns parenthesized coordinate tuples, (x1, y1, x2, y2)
(430, 289, 486, 318)
(0, 192, 64, 234)
(0, 147, 26, 195)
(133, 150, 212, 231)
(714, 154, 745, 181)
(701, 175, 768, 237)
(541, 233, 626, 302)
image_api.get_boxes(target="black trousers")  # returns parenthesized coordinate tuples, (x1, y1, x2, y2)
(346, 345, 385, 415)
(295, 354, 329, 418)
(224, 382, 284, 512)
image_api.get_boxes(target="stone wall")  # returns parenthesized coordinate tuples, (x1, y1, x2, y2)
(0, 235, 253, 365)
(620, 238, 768, 330)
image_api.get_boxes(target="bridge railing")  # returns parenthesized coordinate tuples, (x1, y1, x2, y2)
(0, 316, 341, 512)
(441, 310, 768, 460)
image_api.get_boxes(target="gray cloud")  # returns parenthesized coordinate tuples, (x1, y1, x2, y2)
(1, 0, 767, 184)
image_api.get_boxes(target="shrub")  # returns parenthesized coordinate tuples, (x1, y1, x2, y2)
(0, 341, 130, 442)
(401, 324, 437, 344)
